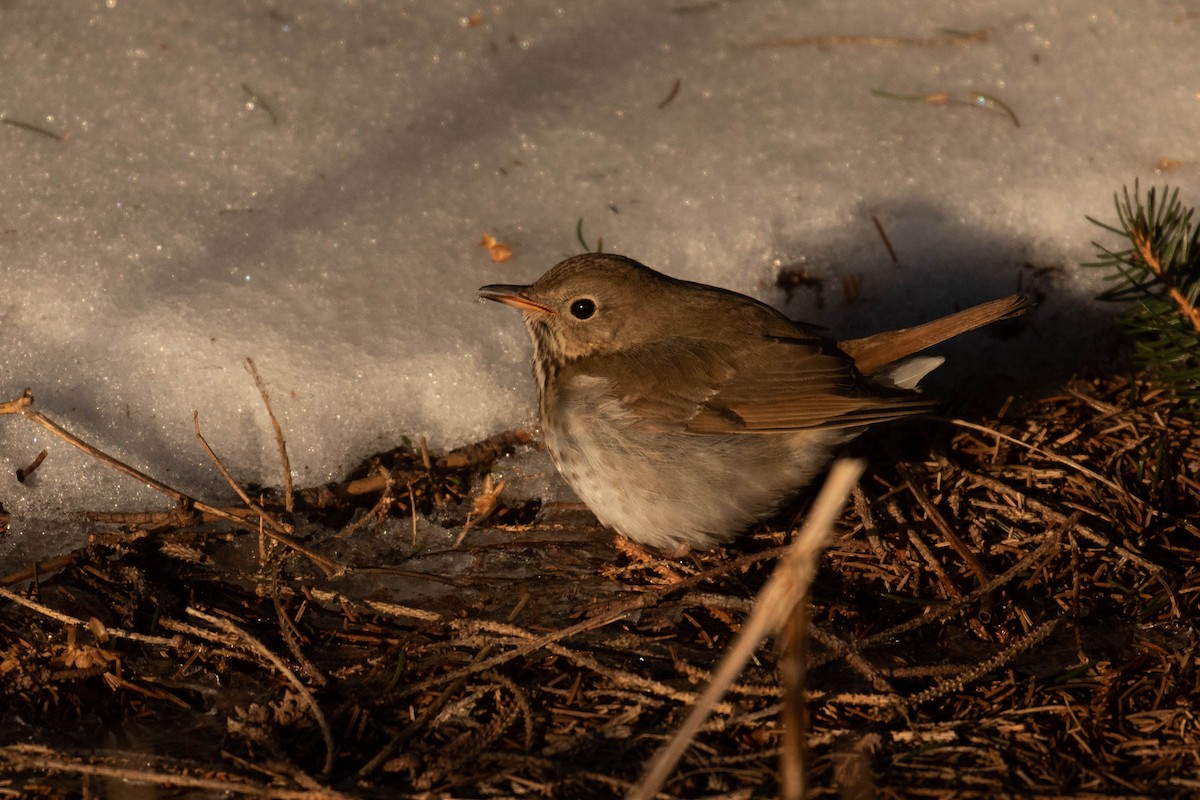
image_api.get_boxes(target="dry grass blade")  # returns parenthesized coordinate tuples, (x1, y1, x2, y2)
(628, 458, 865, 800)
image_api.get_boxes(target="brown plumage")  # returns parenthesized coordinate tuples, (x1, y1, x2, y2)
(481, 253, 1030, 550)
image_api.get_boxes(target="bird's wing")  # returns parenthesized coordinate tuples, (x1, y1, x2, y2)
(581, 335, 936, 434)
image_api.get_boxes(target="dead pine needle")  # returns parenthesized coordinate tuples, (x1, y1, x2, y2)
(576, 217, 603, 253)
(970, 92, 1021, 128)
(871, 215, 898, 263)
(753, 27, 989, 50)
(1, 115, 65, 140)
(407, 481, 418, 546)
(0, 552, 82, 588)
(898, 464, 991, 583)
(627, 458, 865, 800)
(657, 77, 682, 109)
(871, 88, 1020, 127)
(941, 416, 1140, 503)
(244, 356, 295, 512)
(1, 370, 1196, 797)
(240, 82, 278, 125)
(193, 412, 343, 577)
(193, 412, 290, 536)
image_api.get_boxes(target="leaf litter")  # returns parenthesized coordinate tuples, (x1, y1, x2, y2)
(0, 368, 1197, 798)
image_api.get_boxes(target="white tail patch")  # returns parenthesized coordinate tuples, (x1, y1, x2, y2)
(877, 356, 944, 390)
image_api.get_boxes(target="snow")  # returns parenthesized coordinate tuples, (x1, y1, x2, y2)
(2, 1, 1197, 566)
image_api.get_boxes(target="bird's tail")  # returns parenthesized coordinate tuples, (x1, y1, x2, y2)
(840, 294, 1032, 375)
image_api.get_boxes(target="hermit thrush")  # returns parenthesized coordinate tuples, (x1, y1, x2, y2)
(481, 253, 1029, 550)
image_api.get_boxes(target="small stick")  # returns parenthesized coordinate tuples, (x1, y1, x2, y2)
(244, 358, 294, 512)
(417, 435, 432, 473)
(272, 578, 327, 687)
(0, 584, 85, 627)
(392, 594, 651, 699)
(329, 429, 532, 499)
(808, 626, 901, 699)
(84, 509, 196, 525)
(908, 619, 1058, 706)
(189, 421, 344, 575)
(16, 449, 47, 482)
(437, 429, 532, 469)
(6, 395, 240, 530)
(331, 468, 395, 539)
(252, 529, 342, 578)
(0, 392, 34, 414)
(357, 644, 497, 779)
(850, 526, 1067, 653)
(2, 391, 183, 499)
(959, 469, 1159, 573)
(0, 585, 178, 649)
(337, 467, 423, 498)
(0, 552, 82, 588)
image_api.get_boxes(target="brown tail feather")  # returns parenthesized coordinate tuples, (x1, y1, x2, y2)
(840, 294, 1033, 375)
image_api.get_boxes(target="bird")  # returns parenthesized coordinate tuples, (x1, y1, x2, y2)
(480, 253, 1030, 551)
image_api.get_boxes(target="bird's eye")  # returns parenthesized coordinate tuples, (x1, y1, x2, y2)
(569, 298, 596, 320)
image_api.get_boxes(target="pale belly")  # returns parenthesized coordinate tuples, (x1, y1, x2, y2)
(542, 377, 844, 550)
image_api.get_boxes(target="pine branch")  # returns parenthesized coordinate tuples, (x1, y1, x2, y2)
(1085, 181, 1200, 406)
(1129, 222, 1200, 333)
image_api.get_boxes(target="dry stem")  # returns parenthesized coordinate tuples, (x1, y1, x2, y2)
(628, 458, 865, 800)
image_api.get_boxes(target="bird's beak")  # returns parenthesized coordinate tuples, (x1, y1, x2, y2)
(478, 284, 555, 314)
